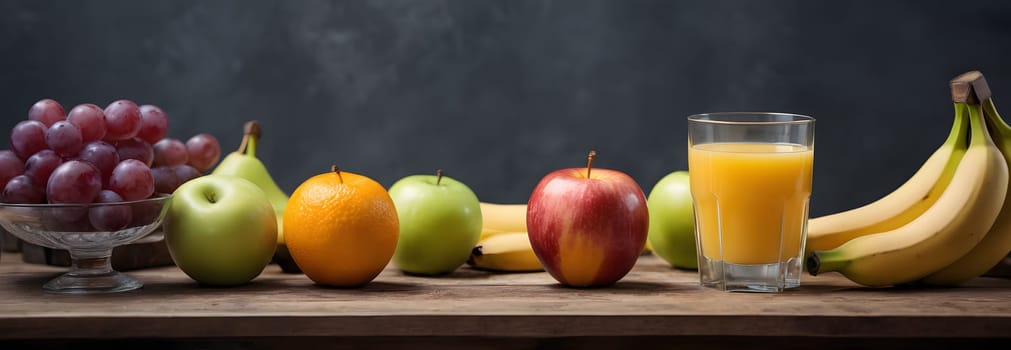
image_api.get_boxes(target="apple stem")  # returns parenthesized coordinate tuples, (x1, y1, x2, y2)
(436, 169, 444, 185)
(332, 165, 344, 183)
(586, 150, 597, 178)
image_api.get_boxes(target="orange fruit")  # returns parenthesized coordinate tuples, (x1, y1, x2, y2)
(284, 166, 399, 287)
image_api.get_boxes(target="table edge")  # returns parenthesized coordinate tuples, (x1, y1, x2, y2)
(2, 314, 1009, 340)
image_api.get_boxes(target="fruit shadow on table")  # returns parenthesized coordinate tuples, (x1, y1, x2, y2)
(540, 280, 686, 295)
(4, 271, 63, 293)
(829, 278, 1011, 294)
(138, 276, 425, 295)
(395, 266, 527, 280)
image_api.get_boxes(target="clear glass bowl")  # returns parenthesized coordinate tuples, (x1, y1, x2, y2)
(0, 194, 172, 294)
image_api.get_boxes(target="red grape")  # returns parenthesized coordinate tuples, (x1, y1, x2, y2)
(137, 105, 168, 145)
(66, 103, 107, 142)
(10, 120, 48, 160)
(130, 198, 163, 228)
(45, 121, 84, 157)
(24, 150, 62, 192)
(89, 190, 132, 231)
(185, 133, 221, 172)
(108, 159, 154, 201)
(116, 138, 154, 166)
(151, 166, 180, 194)
(2, 175, 43, 204)
(0, 150, 24, 188)
(103, 100, 141, 141)
(28, 99, 66, 127)
(44, 207, 91, 231)
(152, 138, 188, 167)
(78, 141, 120, 186)
(172, 164, 201, 185)
(47, 160, 102, 204)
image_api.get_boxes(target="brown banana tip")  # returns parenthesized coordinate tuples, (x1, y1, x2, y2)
(466, 246, 483, 266)
(806, 253, 820, 276)
(950, 71, 992, 104)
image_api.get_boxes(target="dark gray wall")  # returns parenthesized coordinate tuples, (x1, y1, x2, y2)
(2, 0, 1010, 216)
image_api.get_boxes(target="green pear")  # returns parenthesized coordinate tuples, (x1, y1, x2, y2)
(211, 121, 289, 246)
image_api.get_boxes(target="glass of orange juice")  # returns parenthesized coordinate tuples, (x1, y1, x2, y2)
(687, 112, 815, 292)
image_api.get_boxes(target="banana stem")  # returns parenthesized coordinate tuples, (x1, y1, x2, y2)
(946, 103, 970, 148)
(968, 102, 990, 147)
(984, 98, 1011, 138)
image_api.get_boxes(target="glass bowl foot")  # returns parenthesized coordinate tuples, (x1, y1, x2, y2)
(43, 270, 143, 294)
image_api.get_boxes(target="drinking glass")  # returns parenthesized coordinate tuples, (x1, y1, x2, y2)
(687, 112, 815, 292)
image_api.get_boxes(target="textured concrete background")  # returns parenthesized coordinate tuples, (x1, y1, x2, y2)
(1, 0, 1009, 216)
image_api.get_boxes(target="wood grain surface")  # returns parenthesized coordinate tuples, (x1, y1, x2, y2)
(1, 251, 1009, 341)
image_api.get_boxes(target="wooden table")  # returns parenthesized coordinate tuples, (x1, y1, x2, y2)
(1, 251, 1009, 349)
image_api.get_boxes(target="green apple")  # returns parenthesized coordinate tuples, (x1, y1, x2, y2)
(389, 171, 482, 275)
(646, 170, 697, 269)
(164, 175, 278, 286)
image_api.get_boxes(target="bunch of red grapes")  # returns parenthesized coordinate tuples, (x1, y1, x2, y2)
(0, 98, 221, 230)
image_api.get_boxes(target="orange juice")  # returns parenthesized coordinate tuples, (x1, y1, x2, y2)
(689, 142, 813, 264)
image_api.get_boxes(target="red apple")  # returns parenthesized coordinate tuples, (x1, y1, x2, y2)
(527, 151, 649, 287)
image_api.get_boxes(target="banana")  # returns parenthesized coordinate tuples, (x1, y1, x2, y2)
(807, 100, 1009, 287)
(478, 202, 527, 240)
(805, 113, 968, 251)
(467, 231, 543, 272)
(922, 73, 1011, 285)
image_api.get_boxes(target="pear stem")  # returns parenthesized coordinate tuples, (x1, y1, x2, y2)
(245, 121, 262, 157)
(247, 136, 258, 158)
(586, 150, 597, 178)
(332, 165, 344, 183)
(236, 134, 249, 154)
(436, 169, 444, 185)
(236, 121, 263, 156)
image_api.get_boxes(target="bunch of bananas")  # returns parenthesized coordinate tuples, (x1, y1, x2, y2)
(806, 71, 1011, 287)
(465, 202, 544, 272)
